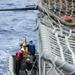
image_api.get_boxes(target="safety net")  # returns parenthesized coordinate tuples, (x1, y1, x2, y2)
(38, 0, 75, 26)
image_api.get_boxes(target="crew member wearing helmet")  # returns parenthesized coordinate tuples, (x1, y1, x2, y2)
(21, 58, 33, 75)
(25, 58, 32, 71)
(25, 39, 38, 70)
(16, 49, 23, 75)
(21, 43, 29, 55)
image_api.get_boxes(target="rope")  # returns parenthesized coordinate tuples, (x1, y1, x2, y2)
(29, 55, 38, 75)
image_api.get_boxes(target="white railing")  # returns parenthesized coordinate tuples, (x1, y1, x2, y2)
(37, 15, 75, 74)
(38, 0, 75, 74)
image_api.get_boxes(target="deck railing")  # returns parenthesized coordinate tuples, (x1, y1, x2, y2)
(38, 0, 75, 75)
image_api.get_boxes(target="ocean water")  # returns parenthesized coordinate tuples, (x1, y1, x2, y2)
(0, 0, 38, 75)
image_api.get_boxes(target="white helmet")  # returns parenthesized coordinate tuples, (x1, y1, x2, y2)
(21, 47, 24, 51)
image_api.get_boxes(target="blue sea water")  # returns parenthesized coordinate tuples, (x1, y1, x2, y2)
(0, 0, 38, 75)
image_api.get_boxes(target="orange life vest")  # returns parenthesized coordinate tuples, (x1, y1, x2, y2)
(17, 50, 23, 60)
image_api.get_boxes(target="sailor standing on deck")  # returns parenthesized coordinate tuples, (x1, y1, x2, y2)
(22, 43, 30, 55)
(16, 48, 24, 75)
(26, 39, 38, 74)
(26, 40, 35, 56)
(21, 58, 34, 75)
(20, 39, 30, 55)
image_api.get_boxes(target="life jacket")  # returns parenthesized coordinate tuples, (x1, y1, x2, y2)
(22, 43, 30, 55)
(23, 47, 30, 55)
(17, 50, 23, 60)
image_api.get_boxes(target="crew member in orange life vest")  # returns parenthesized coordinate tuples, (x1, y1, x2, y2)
(16, 49, 23, 75)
